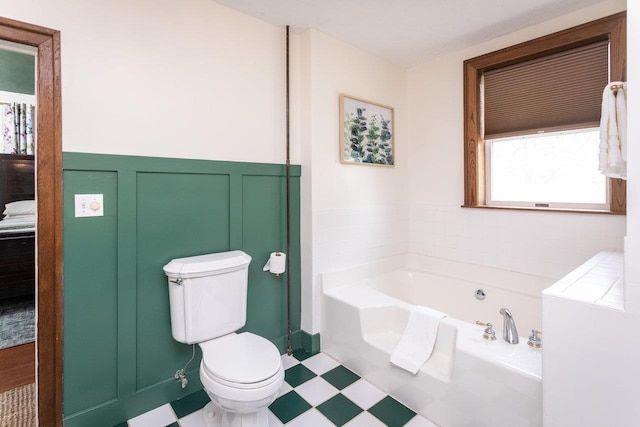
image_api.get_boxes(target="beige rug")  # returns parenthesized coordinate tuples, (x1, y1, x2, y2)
(0, 383, 35, 427)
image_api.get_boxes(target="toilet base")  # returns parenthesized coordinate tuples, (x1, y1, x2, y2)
(202, 401, 269, 427)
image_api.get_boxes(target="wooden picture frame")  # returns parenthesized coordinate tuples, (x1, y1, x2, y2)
(339, 94, 394, 166)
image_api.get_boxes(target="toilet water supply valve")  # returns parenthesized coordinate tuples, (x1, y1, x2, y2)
(174, 369, 188, 389)
(174, 344, 196, 389)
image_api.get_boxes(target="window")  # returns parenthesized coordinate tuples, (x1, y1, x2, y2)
(463, 12, 626, 214)
(487, 129, 607, 209)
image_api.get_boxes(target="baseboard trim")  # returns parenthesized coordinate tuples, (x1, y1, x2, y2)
(63, 369, 202, 427)
(64, 330, 304, 426)
(300, 330, 321, 355)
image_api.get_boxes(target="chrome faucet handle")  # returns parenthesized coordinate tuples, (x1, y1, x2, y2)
(527, 329, 542, 349)
(475, 321, 497, 341)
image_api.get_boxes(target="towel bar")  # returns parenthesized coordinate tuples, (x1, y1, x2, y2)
(610, 83, 624, 93)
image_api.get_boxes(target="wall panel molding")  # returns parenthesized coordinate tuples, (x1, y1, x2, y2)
(63, 152, 301, 426)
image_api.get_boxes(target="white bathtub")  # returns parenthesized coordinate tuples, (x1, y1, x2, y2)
(321, 254, 554, 427)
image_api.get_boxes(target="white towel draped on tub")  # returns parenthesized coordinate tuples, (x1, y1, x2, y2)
(390, 306, 448, 374)
(599, 81, 627, 179)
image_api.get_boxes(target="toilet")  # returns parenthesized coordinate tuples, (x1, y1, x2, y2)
(163, 250, 284, 427)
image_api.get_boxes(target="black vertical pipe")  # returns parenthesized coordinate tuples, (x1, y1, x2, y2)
(285, 25, 293, 356)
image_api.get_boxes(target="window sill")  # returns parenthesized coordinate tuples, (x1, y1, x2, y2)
(461, 204, 625, 215)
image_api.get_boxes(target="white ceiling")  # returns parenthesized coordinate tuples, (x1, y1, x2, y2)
(212, 0, 604, 66)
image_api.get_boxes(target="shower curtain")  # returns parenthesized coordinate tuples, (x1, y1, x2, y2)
(2, 103, 34, 155)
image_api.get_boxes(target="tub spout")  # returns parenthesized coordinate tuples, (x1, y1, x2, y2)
(499, 308, 519, 344)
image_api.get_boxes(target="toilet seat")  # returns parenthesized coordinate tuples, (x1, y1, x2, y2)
(200, 332, 283, 389)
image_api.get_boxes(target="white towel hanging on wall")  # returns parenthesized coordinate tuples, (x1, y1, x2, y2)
(598, 81, 627, 179)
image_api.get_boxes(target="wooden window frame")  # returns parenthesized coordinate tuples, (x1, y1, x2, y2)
(463, 12, 626, 214)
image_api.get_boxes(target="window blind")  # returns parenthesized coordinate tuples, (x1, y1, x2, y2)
(483, 40, 609, 139)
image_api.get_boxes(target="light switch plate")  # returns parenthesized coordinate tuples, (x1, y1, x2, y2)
(74, 194, 104, 217)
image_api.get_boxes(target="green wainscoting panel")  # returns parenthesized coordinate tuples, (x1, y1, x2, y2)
(0, 49, 35, 95)
(242, 175, 286, 339)
(136, 172, 231, 389)
(63, 170, 119, 415)
(62, 153, 302, 426)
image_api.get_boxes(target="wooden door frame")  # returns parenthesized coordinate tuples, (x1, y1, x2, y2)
(0, 17, 63, 426)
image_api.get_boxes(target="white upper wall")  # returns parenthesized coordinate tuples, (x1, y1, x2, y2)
(303, 29, 409, 210)
(299, 29, 409, 333)
(2, 0, 298, 164)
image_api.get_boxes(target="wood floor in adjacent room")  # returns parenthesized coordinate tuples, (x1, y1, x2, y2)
(0, 342, 35, 394)
(0, 343, 35, 427)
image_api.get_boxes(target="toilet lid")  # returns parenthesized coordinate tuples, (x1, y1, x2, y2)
(201, 332, 282, 385)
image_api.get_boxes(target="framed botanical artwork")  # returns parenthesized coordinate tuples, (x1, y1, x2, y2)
(339, 94, 394, 166)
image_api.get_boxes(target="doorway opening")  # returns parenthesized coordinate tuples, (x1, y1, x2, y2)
(0, 17, 63, 426)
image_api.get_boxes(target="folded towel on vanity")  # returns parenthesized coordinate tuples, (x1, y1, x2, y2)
(390, 306, 448, 374)
(599, 81, 627, 179)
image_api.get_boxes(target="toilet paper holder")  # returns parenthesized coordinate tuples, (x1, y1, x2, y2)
(263, 252, 286, 276)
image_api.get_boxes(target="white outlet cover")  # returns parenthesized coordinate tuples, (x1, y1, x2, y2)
(74, 194, 104, 217)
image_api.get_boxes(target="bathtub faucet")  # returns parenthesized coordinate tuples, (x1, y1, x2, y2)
(499, 308, 519, 344)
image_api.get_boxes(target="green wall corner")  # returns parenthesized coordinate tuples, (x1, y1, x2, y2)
(301, 331, 321, 355)
(62, 153, 302, 426)
(0, 49, 35, 95)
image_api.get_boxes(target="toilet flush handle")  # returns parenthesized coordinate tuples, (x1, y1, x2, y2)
(169, 278, 183, 285)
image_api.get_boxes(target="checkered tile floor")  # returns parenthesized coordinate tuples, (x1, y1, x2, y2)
(117, 350, 438, 427)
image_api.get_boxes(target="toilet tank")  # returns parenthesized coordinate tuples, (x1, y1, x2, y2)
(163, 250, 252, 344)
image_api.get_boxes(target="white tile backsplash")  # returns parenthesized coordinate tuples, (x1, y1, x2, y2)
(544, 250, 624, 308)
(409, 205, 626, 279)
(313, 206, 411, 274)
(310, 203, 625, 333)
(313, 204, 624, 280)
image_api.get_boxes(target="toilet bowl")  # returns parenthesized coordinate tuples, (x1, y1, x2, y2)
(163, 251, 284, 427)
(198, 332, 284, 427)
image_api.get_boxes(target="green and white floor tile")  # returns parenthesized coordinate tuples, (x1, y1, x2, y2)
(118, 351, 438, 427)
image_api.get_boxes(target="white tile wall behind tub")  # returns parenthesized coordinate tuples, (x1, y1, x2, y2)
(410, 204, 626, 279)
(313, 206, 410, 274)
